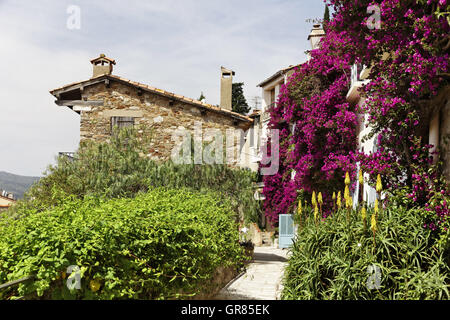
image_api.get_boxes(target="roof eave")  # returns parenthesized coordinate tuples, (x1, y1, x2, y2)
(257, 64, 301, 88)
(50, 75, 253, 124)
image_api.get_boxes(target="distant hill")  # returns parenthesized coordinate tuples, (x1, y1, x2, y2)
(0, 171, 41, 199)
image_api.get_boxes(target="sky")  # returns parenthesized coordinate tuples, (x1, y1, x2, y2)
(0, 0, 326, 177)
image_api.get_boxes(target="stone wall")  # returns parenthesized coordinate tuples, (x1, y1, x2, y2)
(79, 81, 252, 165)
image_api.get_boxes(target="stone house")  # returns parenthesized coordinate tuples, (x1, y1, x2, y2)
(50, 55, 255, 167)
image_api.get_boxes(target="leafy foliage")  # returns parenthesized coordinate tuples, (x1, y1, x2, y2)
(10, 129, 261, 223)
(282, 204, 450, 300)
(0, 188, 246, 300)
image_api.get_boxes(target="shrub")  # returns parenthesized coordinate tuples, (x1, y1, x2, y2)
(10, 128, 260, 223)
(282, 204, 450, 300)
(0, 188, 246, 300)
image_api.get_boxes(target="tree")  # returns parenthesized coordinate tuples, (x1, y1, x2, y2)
(323, 4, 330, 30)
(232, 82, 250, 115)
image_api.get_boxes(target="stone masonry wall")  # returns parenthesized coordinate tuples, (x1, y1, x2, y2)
(79, 81, 251, 165)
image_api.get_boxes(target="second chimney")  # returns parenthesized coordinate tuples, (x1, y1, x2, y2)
(308, 24, 326, 50)
(220, 66, 235, 111)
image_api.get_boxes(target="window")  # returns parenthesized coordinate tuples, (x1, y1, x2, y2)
(270, 88, 276, 104)
(111, 117, 135, 134)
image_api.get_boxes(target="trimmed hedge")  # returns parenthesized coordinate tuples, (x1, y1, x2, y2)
(282, 204, 450, 300)
(0, 188, 246, 300)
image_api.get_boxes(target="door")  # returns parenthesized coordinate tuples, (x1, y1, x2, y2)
(279, 214, 295, 249)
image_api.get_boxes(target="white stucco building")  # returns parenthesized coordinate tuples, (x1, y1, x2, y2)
(346, 63, 378, 206)
(347, 59, 450, 206)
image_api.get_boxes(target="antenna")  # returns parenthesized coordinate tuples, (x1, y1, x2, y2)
(251, 96, 262, 110)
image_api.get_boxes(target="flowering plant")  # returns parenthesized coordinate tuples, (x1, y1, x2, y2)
(262, 0, 450, 234)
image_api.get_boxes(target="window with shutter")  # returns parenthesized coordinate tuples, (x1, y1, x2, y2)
(111, 117, 135, 134)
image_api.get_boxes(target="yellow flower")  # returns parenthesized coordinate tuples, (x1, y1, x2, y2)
(297, 200, 302, 215)
(345, 172, 351, 186)
(89, 279, 102, 292)
(361, 207, 367, 221)
(374, 198, 379, 215)
(345, 195, 353, 209)
(314, 204, 319, 221)
(311, 191, 317, 208)
(376, 174, 382, 193)
(359, 170, 364, 186)
(332, 192, 336, 200)
(370, 213, 377, 233)
(337, 191, 342, 209)
(344, 185, 350, 201)
(318, 192, 323, 205)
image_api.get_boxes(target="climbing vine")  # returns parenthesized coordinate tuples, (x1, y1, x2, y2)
(262, 0, 450, 233)
(262, 27, 358, 224)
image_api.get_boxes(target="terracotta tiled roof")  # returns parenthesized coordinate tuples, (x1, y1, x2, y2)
(50, 74, 253, 123)
(90, 54, 116, 65)
(248, 109, 261, 118)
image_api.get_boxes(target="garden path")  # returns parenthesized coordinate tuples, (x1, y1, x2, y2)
(214, 246, 289, 300)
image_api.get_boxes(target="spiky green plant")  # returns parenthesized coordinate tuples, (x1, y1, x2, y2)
(282, 204, 450, 300)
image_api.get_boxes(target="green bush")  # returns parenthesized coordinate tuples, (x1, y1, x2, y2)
(10, 128, 260, 223)
(282, 204, 450, 300)
(0, 188, 246, 300)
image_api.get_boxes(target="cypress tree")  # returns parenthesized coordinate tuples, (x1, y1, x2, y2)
(232, 82, 250, 115)
(323, 5, 330, 30)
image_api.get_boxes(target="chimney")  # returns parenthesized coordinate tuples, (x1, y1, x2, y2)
(90, 54, 116, 78)
(308, 24, 326, 50)
(220, 66, 235, 111)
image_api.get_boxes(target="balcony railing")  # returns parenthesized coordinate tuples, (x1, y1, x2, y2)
(261, 111, 271, 122)
(261, 102, 275, 122)
(59, 152, 76, 161)
(347, 64, 370, 103)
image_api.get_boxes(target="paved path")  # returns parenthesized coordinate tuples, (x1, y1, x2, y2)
(215, 246, 289, 300)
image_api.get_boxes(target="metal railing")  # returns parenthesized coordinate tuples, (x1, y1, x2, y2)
(59, 152, 76, 161)
(261, 102, 275, 122)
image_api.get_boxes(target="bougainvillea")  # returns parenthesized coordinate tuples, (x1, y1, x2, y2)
(327, 0, 449, 233)
(261, 27, 358, 224)
(262, 0, 450, 232)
